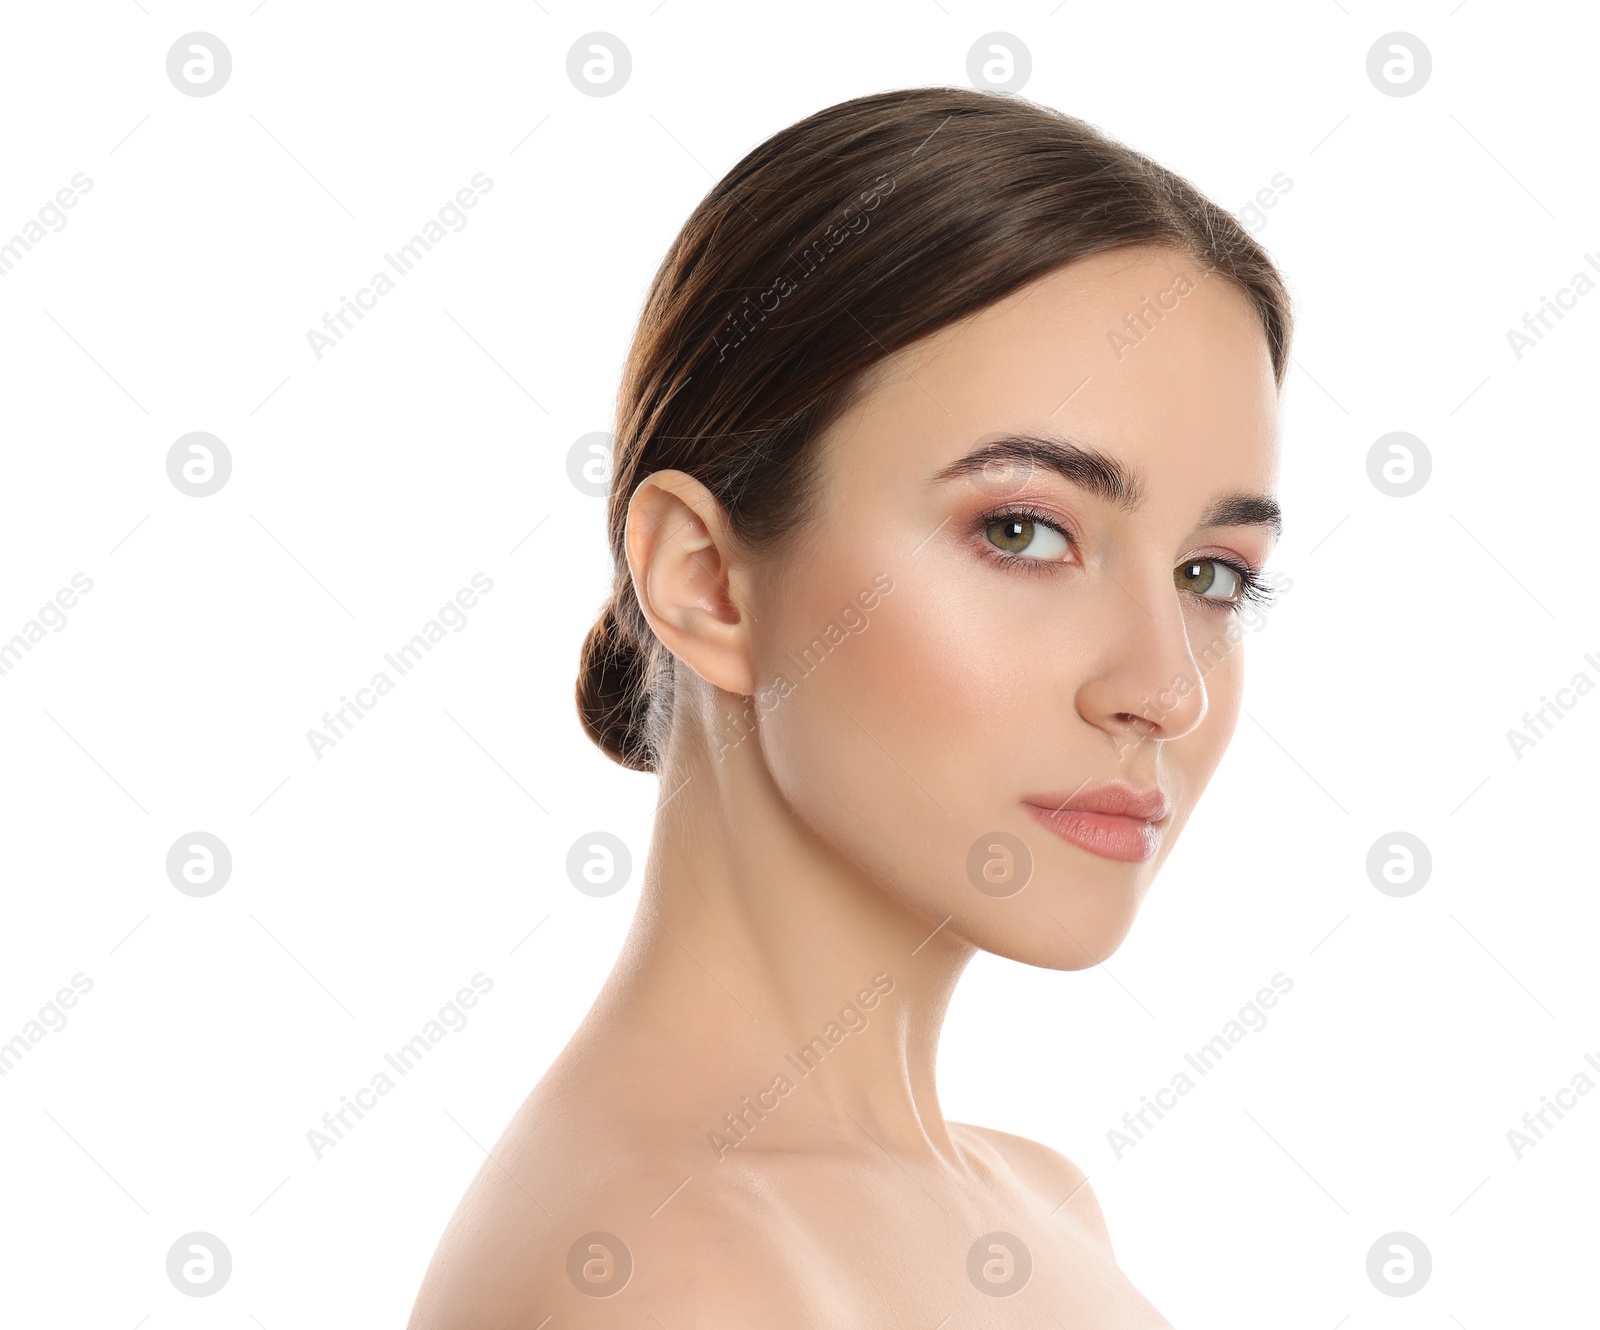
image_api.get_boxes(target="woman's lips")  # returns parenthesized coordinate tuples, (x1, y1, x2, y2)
(1021, 786, 1169, 863)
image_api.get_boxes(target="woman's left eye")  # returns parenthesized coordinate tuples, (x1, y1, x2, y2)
(983, 516, 1071, 562)
(1175, 558, 1242, 603)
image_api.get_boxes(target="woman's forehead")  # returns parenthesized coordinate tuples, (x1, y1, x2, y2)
(824, 251, 1280, 503)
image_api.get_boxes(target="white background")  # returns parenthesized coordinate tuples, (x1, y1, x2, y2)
(1, 2, 1595, 1326)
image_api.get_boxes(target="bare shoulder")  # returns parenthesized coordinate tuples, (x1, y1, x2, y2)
(406, 1104, 815, 1329)
(953, 1121, 1115, 1255)
(404, 1165, 743, 1330)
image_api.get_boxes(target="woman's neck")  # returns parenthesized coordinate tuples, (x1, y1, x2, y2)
(575, 698, 977, 1170)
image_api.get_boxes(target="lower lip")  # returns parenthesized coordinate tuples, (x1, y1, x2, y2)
(1022, 803, 1163, 863)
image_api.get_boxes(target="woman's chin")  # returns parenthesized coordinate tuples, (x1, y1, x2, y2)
(946, 900, 1145, 972)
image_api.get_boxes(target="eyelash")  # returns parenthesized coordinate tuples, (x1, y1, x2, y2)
(973, 504, 1276, 614)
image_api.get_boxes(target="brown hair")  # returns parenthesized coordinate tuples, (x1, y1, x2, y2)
(576, 86, 1293, 773)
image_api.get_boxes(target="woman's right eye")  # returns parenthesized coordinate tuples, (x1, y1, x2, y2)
(983, 515, 1072, 562)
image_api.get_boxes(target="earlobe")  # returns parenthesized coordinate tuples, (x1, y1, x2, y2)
(624, 471, 759, 698)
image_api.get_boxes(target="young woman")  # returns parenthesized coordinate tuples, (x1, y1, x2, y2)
(410, 86, 1291, 1328)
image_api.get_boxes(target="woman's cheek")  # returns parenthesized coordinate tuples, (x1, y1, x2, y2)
(1180, 616, 1247, 780)
(756, 576, 1020, 909)
(840, 571, 1033, 780)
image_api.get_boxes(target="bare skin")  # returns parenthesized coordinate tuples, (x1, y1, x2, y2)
(407, 245, 1282, 1328)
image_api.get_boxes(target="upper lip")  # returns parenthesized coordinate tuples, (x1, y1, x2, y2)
(1023, 783, 1171, 822)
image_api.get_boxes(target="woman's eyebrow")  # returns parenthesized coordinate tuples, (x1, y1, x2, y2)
(1198, 492, 1282, 538)
(929, 433, 1143, 510)
(932, 433, 1282, 538)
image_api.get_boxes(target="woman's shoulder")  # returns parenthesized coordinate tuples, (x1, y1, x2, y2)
(405, 1085, 812, 1329)
(951, 1121, 1115, 1255)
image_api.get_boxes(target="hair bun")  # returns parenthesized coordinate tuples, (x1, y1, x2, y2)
(575, 601, 657, 772)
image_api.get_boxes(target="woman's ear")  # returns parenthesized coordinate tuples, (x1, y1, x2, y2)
(624, 470, 760, 698)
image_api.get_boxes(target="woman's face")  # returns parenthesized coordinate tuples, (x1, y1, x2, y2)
(747, 246, 1282, 967)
